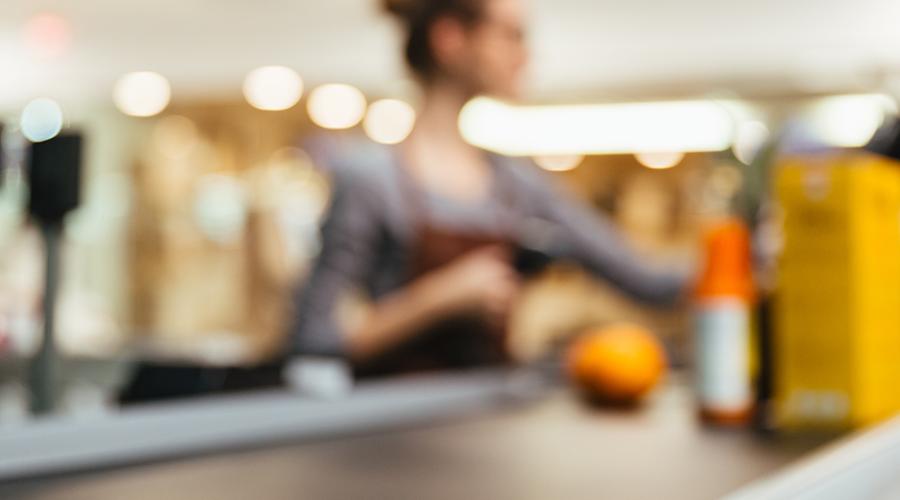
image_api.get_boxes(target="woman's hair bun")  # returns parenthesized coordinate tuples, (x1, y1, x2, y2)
(384, 0, 483, 78)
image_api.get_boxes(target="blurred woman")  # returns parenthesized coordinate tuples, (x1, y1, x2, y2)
(292, 0, 689, 377)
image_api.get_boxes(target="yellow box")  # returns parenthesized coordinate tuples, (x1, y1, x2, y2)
(775, 152, 900, 430)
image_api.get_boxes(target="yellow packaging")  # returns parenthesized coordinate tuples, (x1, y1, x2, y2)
(775, 152, 900, 430)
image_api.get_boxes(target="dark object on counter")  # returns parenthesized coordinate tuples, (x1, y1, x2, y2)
(119, 360, 287, 405)
(26, 134, 83, 416)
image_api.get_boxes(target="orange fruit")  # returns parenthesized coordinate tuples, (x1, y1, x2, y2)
(567, 324, 667, 403)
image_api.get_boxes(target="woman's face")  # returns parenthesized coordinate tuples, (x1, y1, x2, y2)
(435, 0, 529, 99)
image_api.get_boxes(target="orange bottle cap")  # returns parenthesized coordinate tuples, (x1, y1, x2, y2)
(695, 217, 755, 302)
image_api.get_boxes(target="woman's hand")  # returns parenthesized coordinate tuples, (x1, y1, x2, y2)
(344, 245, 521, 362)
(424, 245, 522, 327)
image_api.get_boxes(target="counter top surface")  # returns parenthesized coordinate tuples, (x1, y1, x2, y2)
(0, 379, 827, 500)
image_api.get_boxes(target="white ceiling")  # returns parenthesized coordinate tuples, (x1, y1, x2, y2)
(3, 0, 900, 109)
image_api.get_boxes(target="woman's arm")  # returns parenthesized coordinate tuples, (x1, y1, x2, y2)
(510, 163, 692, 305)
(290, 171, 380, 358)
(344, 246, 518, 361)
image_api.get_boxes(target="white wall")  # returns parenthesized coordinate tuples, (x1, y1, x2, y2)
(1, 0, 900, 107)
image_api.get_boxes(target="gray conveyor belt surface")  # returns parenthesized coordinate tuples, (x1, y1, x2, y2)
(0, 371, 831, 500)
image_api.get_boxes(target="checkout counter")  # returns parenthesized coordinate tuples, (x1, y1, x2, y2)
(4, 368, 895, 500)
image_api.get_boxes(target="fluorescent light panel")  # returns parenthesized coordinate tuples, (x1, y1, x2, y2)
(806, 93, 897, 148)
(459, 97, 737, 156)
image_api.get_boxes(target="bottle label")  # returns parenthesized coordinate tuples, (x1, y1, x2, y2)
(695, 298, 752, 412)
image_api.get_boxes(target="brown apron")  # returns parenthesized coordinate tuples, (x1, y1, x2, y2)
(353, 160, 516, 378)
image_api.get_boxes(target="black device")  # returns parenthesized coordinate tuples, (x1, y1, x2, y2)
(513, 243, 556, 277)
(27, 133, 82, 224)
(513, 219, 566, 277)
(25, 132, 83, 415)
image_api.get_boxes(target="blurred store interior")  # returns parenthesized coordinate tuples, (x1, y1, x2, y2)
(3, 1, 900, 499)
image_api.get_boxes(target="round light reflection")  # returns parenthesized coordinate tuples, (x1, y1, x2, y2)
(20, 98, 63, 143)
(534, 154, 584, 172)
(243, 66, 304, 111)
(113, 71, 171, 117)
(635, 151, 684, 170)
(307, 84, 367, 130)
(364, 99, 415, 144)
